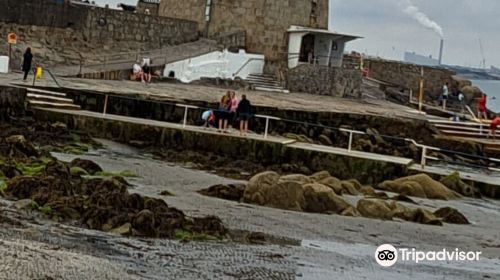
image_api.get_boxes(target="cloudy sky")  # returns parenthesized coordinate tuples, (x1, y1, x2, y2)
(95, 0, 499, 67)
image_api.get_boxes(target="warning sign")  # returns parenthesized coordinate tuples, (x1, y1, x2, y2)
(7, 33, 17, 44)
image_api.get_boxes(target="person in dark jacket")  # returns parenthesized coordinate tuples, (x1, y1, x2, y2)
(22, 47, 33, 81)
(236, 94, 252, 136)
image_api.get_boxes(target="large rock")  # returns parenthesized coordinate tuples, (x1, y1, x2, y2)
(243, 171, 305, 211)
(278, 174, 314, 185)
(340, 180, 361, 195)
(110, 223, 132, 236)
(460, 85, 482, 103)
(70, 158, 103, 175)
(434, 207, 469, 224)
(319, 176, 344, 195)
(302, 183, 353, 214)
(440, 172, 479, 198)
(309, 171, 331, 182)
(378, 174, 461, 200)
(198, 184, 245, 201)
(356, 199, 393, 220)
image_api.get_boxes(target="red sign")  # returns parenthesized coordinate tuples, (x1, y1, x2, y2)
(7, 33, 17, 44)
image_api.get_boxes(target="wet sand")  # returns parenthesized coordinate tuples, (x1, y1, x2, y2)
(1, 139, 499, 279)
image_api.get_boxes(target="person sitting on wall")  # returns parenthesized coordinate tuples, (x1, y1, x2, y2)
(142, 57, 152, 83)
(132, 62, 144, 82)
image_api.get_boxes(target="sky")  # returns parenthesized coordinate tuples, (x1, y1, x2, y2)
(95, 0, 499, 68)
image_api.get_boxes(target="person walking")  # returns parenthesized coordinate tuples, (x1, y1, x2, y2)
(442, 82, 449, 110)
(237, 94, 252, 136)
(22, 47, 33, 81)
(218, 91, 231, 133)
(477, 92, 488, 121)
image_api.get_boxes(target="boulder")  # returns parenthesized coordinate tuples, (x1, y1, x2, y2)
(278, 174, 314, 185)
(318, 135, 333, 146)
(110, 223, 132, 236)
(14, 199, 37, 210)
(360, 186, 377, 196)
(70, 158, 103, 175)
(243, 172, 305, 211)
(319, 176, 344, 195)
(340, 181, 360, 195)
(198, 184, 245, 201)
(309, 171, 331, 182)
(434, 207, 469, 224)
(378, 174, 461, 200)
(132, 209, 156, 236)
(440, 172, 479, 197)
(460, 85, 482, 102)
(302, 183, 353, 214)
(356, 199, 393, 220)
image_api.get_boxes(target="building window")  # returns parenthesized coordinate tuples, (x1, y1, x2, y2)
(310, 0, 318, 27)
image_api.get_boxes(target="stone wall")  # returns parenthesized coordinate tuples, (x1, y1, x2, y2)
(0, 0, 199, 67)
(0, 86, 26, 120)
(212, 30, 247, 50)
(158, 0, 329, 64)
(137, 0, 160, 16)
(364, 58, 464, 101)
(287, 64, 362, 98)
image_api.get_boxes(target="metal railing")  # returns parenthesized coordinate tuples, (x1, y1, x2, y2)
(32, 68, 62, 88)
(78, 89, 500, 172)
(232, 58, 265, 78)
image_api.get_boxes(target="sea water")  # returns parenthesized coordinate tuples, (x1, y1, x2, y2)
(471, 79, 500, 113)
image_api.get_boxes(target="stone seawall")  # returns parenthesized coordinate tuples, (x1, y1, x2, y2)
(287, 64, 362, 98)
(364, 58, 472, 101)
(0, 86, 26, 120)
(32, 108, 408, 185)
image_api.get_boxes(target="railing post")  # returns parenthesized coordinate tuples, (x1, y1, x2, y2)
(421, 146, 427, 169)
(479, 124, 483, 135)
(264, 117, 270, 139)
(183, 106, 188, 128)
(348, 131, 353, 152)
(103, 94, 109, 116)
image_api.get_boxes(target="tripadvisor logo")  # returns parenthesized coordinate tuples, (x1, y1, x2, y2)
(375, 244, 482, 267)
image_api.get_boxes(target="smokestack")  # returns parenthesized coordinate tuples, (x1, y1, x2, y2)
(438, 39, 444, 65)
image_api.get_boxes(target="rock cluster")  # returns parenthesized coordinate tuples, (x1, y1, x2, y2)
(200, 171, 470, 226)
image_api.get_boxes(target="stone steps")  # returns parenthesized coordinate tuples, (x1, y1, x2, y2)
(26, 88, 81, 110)
(245, 74, 289, 93)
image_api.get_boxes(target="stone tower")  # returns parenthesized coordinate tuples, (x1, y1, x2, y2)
(158, 0, 329, 65)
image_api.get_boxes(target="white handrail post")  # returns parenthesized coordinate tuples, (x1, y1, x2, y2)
(264, 117, 270, 139)
(409, 89, 413, 102)
(348, 131, 353, 152)
(421, 146, 427, 169)
(182, 106, 188, 128)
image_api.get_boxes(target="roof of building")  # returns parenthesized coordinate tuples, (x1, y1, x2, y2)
(287, 25, 362, 41)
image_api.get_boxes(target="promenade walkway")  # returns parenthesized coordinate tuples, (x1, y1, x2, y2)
(36, 107, 500, 187)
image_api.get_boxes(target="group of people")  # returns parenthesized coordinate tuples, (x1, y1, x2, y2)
(201, 91, 252, 136)
(132, 58, 152, 83)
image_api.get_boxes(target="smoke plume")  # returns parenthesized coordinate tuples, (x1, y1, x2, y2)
(402, 0, 444, 38)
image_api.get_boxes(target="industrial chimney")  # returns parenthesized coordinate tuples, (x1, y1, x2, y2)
(438, 39, 444, 65)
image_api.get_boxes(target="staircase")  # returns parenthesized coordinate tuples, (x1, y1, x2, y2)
(26, 88, 81, 110)
(429, 119, 499, 139)
(245, 74, 289, 93)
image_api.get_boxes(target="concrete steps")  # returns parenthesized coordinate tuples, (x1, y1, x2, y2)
(26, 88, 80, 110)
(246, 74, 289, 93)
(430, 119, 498, 139)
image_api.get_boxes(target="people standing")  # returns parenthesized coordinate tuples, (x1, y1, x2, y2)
(218, 91, 231, 133)
(237, 94, 252, 136)
(229, 91, 239, 128)
(442, 82, 449, 110)
(458, 91, 465, 113)
(22, 47, 33, 81)
(477, 92, 488, 121)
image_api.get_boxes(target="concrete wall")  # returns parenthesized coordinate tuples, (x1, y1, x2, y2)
(158, 0, 329, 66)
(287, 64, 362, 98)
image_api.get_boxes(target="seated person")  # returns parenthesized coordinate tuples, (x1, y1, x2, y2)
(201, 110, 216, 128)
(132, 63, 144, 82)
(142, 57, 152, 83)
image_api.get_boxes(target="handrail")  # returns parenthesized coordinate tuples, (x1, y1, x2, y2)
(32, 68, 62, 88)
(51, 87, 500, 172)
(232, 58, 265, 78)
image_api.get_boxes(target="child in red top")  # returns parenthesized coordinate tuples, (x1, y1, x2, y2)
(490, 116, 500, 139)
(477, 93, 488, 120)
